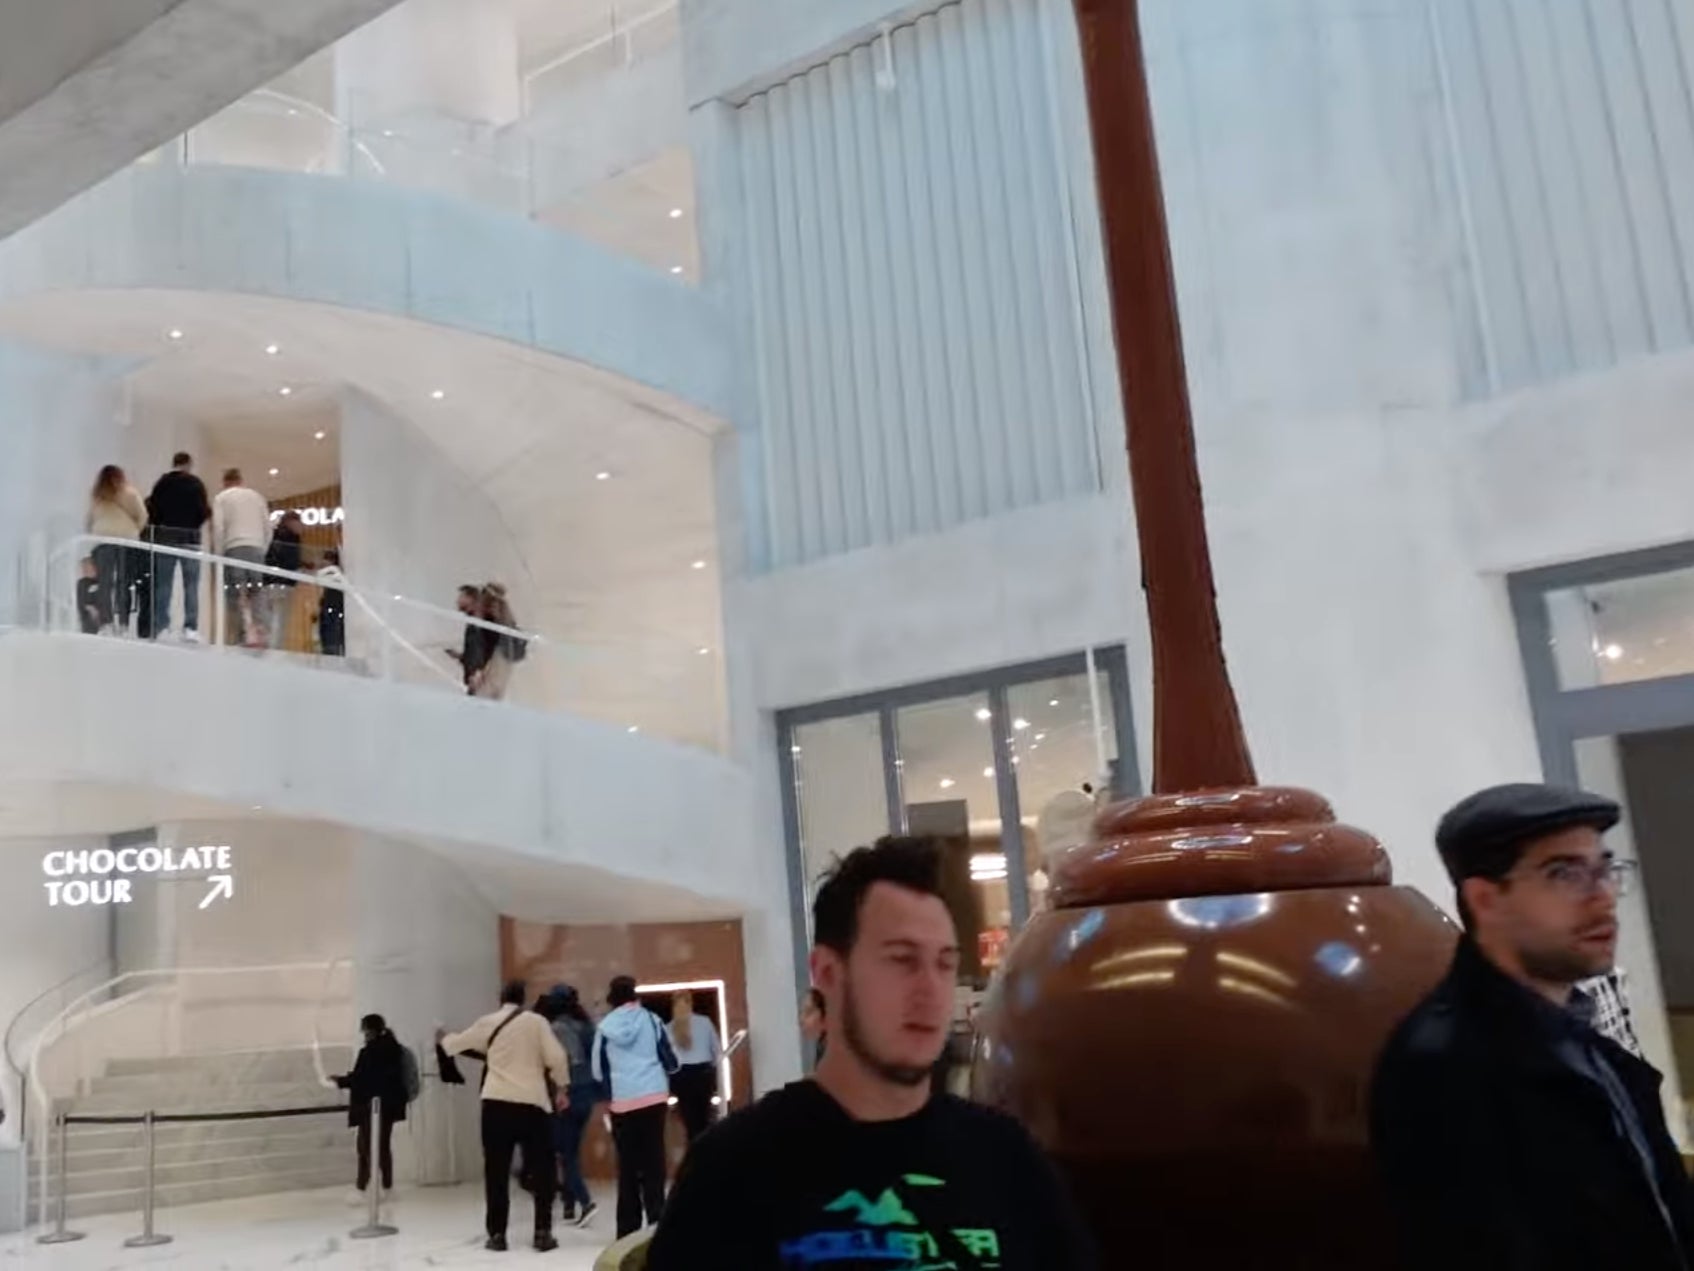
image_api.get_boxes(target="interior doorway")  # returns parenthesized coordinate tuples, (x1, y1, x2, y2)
(1512, 541, 1694, 1136)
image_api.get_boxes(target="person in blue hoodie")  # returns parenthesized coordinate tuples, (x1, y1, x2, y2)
(590, 974, 676, 1237)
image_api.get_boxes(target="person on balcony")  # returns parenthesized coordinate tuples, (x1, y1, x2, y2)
(146, 451, 210, 643)
(334, 1013, 410, 1202)
(475, 582, 522, 700)
(86, 464, 148, 635)
(264, 510, 304, 651)
(212, 468, 270, 647)
(316, 548, 346, 657)
(448, 584, 490, 693)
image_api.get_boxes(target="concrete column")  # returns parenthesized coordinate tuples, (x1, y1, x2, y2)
(334, 0, 521, 129)
(353, 836, 498, 1184)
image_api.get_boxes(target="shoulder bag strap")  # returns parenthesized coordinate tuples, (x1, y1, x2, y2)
(478, 1007, 521, 1092)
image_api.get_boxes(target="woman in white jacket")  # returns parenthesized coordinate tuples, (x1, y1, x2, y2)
(86, 465, 148, 634)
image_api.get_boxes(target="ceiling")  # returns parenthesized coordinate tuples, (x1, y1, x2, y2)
(0, 287, 728, 746)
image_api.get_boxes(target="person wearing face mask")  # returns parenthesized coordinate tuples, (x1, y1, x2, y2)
(646, 837, 1094, 1270)
(1371, 783, 1694, 1271)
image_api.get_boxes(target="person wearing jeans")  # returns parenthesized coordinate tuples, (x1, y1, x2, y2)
(542, 985, 602, 1227)
(212, 469, 270, 646)
(146, 453, 210, 641)
(591, 975, 677, 1238)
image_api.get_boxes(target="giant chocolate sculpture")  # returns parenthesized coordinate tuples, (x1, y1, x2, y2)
(969, 2, 1457, 1264)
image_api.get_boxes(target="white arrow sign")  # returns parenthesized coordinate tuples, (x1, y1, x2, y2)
(199, 874, 234, 910)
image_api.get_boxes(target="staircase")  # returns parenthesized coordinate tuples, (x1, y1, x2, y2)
(31, 1047, 354, 1220)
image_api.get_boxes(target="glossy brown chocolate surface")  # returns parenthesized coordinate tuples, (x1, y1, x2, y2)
(974, 791, 1458, 1267)
(1055, 786, 1391, 907)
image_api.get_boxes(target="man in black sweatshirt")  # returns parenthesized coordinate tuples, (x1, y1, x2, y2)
(147, 453, 211, 642)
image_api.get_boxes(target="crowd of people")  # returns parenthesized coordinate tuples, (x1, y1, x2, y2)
(407, 976, 718, 1250)
(78, 454, 344, 652)
(77, 455, 525, 674)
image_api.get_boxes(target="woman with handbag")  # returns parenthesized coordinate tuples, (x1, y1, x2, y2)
(590, 975, 679, 1237)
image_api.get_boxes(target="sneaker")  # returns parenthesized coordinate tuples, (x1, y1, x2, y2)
(533, 1233, 558, 1253)
(560, 1202, 575, 1224)
(182, 629, 202, 645)
(571, 1201, 598, 1228)
(485, 1234, 508, 1252)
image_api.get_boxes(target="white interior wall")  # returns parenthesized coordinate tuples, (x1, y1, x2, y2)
(0, 836, 110, 1143)
(338, 387, 538, 695)
(0, 342, 130, 627)
(353, 833, 499, 1184)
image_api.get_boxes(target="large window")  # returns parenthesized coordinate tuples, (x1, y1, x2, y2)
(777, 649, 1136, 998)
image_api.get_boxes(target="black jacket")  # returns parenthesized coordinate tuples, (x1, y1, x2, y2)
(336, 1031, 409, 1128)
(1371, 939, 1694, 1270)
(147, 470, 211, 535)
(265, 526, 302, 586)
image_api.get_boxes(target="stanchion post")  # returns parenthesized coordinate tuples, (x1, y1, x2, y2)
(350, 1097, 398, 1240)
(35, 1111, 86, 1244)
(123, 1109, 172, 1248)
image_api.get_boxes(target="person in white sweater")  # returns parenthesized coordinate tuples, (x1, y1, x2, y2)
(85, 465, 147, 634)
(439, 982, 569, 1253)
(211, 468, 270, 646)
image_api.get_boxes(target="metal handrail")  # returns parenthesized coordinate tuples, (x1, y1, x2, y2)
(520, 0, 679, 110)
(3, 959, 112, 1141)
(27, 959, 353, 1229)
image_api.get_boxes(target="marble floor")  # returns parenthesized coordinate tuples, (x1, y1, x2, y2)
(0, 1183, 616, 1270)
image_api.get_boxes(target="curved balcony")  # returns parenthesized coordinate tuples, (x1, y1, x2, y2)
(0, 540, 759, 914)
(0, 160, 731, 421)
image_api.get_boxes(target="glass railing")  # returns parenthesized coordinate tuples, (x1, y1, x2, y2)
(11, 532, 726, 752)
(132, 2, 696, 281)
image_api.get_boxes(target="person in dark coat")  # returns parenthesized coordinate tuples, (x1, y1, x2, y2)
(1370, 783, 1694, 1271)
(335, 1013, 409, 1196)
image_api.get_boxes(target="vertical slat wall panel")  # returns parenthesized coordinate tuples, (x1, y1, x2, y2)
(1434, 0, 1694, 393)
(734, 0, 1104, 569)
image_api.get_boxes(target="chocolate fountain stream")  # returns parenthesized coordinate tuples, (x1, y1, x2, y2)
(967, 5, 1459, 1265)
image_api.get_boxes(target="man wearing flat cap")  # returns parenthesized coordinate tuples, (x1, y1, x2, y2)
(1370, 782, 1694, 1270)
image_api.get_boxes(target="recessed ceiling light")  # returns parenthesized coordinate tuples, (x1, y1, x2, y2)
(669, 265, 684, 275)
(278, 386, 292, 396)
(982, 767, 994, 778)
(264, 343, 279, 356)
(430, 389, 446, 400)
(1034, 732, 1046, 742)
(627, 725, 640, 734)
(669, 207, 684, 219)
(313, 430, 326, 441)
(596, 471, 612, 482)
(167, 329, 184, 341)
(381, 129, 395, 138)
(697, 646, 710, 656)
(939, 777, 956, 790)
(974, 707, 992, 722)
(691, 560, 707, 571)
(1602, 643, 1624, 661)
(1048, 699, 1060, 707)
(1013, 718, 1031, 731)
(268, 467, 280, 477)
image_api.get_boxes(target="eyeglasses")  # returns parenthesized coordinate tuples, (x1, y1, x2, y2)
(1505, 858, 1639, 898)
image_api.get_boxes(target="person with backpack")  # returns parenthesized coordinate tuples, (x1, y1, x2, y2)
(592, 974, 680, 1237)
(543, 984, 603, 1227)
(333, 1014, 414, 1201)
